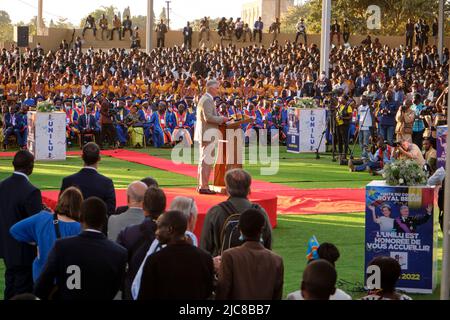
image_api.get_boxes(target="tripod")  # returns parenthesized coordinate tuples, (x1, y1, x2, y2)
(349, 104, 371, 160)
(316, 107, 336, 161)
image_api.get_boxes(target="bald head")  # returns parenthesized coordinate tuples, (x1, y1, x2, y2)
(127, 181, 148, 208)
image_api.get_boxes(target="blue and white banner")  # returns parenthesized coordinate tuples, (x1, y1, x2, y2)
(287, 108, 326, 153)
(437, 125, 447, 169)
(365, 181, 438, 293)
(27, 111, 66, 161)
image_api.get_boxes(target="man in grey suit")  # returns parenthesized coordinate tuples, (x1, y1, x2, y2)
(107, 181, 148, 241)
(194, 79, 229, 194)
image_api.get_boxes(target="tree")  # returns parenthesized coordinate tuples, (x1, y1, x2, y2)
(191, 17, 221, 32)
(159, 7, 167, 22)
(0, 10, 11, 25)
(0, 10, 12, 41)
(80, 5, 118, 27)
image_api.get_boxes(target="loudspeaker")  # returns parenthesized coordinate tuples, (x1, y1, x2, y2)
(14, 26, 29, 47)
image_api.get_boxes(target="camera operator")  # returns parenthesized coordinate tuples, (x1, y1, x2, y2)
(99, 96, 118, 149)
(377, 90, 399, 146)
(357, 95, 373, 159)
(395, 99, 415, 142)
(422, 137, 437, 176)
(335, 95, 352, 160)
(323, 93, 337, 153)
(393, 139, 425, 168)
(349, 136, 393, 174)
(411, 93, 425, 148)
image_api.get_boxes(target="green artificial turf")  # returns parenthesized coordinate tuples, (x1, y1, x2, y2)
(134, 145, 382, 189)
(0, 156, 197, 190)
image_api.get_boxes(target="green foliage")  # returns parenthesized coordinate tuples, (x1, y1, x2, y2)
(383, 159, 427, 186)
(79, 5, 118, 28)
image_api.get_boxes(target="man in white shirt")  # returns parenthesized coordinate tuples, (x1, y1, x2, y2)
(357, 96, 373, 159)
(295, 18, 307, 45)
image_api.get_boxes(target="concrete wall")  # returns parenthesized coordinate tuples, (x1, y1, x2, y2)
(3, 27, 449, 52)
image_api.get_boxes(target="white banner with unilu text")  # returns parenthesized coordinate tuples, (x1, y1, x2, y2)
(28, 111, 66, 161)
(298, 108, 326, 153)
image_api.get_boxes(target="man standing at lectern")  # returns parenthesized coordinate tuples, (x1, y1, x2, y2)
(194, 80, 229, 195)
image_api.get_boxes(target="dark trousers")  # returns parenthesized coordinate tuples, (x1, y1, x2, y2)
(253, 29, 262, 43)
(343, 32, 350, 43)
(184, 36, 192, 49)
(412, 130, 424, 148)
(235, 29, 243, 40)
(157, 37, 165, 47)
(122, 28, 132, 38)
(100, 124, 117, 147)
(111, 28, 122, 40)
(406, 34, 413, 47)
(82, 27, 96, 37)
(295, 32, 307, 44)
(337, 124, 349, 158)
(4, 265, 33, 300)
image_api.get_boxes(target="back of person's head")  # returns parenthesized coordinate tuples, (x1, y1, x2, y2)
(170, 196, 197, 229)
(143, 186, 166, 220)
(80, 197, 107, 231)
(82, 142, 100, 166)
(317, 243, 340, 267)
(13, 150, 35, 175)
(301, 259, 337, 300)
(156, 210, 188, 244)
(225, 168, 251, 198)
(127, 181, 148, 205)
(140, 176, 159, 188)
(10, 293, 39, 300)
(55, 187, 83, 221)
(239, 208, 265, 240)
(369, 256, 401, 293)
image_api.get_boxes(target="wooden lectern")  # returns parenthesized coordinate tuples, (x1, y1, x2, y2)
(211, 115, 253, 194)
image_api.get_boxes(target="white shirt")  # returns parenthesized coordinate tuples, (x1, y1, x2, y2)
(376, 216, 394, 232)
(205, 92, 214, 101)
(81, 85, 92, 96)
(131, 231, 198, 300)
(287, 288, 352, 300)
(13, 171, 29, 181)
(358, 104, 372, 130)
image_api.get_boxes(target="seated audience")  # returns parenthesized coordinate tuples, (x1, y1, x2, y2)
(287, 243, 351, 300)
(216, 208, 284, 300)
(107, 181, 147, 241)
(200, 168, 272, 257)
(361, 256, 412, 300)
(10, 187, 83, 281)
(301, 259, 337, 300)
(34, 197, 127, 300)
(137, 210, 214, 300)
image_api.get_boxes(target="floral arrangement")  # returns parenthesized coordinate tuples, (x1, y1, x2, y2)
(36, 100, 56, 112)
(294, 97, 318, 109)
(382, 159, 427, 186)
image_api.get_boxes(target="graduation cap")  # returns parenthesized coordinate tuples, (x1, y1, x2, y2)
(177, 101, 188, 108)
(54, 97, 63, 104)
(184, 96, 193, 100)
(64, 99, 73, 105)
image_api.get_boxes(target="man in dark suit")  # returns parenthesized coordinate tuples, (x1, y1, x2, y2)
(183, 22, 193, 50)
(216, 208, 284, 300)
(77, 104, 99, 146)
(137, 210, 214, 300)
(2, 105, 18, 150)
(60, 142, 116, 219)
(34, 197, 127, 300)
(0, 150, 42, 299)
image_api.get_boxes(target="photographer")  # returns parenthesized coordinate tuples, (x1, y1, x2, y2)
(394, 99, 415, 142)
(421, 99, 437, 147)
(357, 96, 373, 159)
(377, 90, 399, 146)
(99, 97, 117, 149)
(349, 136, 393, 174)
(411, 93, 425, 148)
(335, 95, 352, 160)
(393, 139, 425, 168)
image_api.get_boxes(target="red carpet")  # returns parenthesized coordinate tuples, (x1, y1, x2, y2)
(41, 188, 277, 239)
(1, 149, 365, 215)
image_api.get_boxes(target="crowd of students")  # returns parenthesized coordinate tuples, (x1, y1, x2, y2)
(0, 33, 449, 153)
(0, 146, 413, 300)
